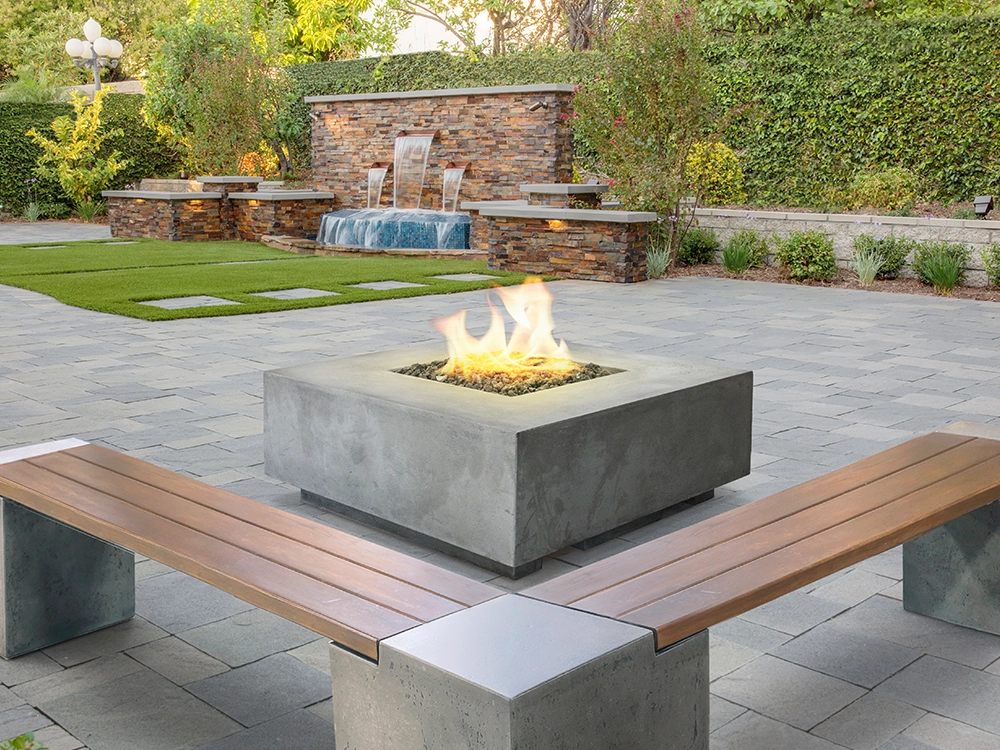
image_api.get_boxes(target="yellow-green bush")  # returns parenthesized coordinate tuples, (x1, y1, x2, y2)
(685, 141, 746, 205)
(849, 167, 921, 212)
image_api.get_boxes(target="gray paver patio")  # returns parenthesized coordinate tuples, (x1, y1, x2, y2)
(0, 222, 110, 244)
(1, 267, 1000, 748)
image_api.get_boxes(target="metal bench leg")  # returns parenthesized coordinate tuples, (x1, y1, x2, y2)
(0, 497, 134, 659)
(328, 594, 708, 750)
(903, 497, 1000, 635)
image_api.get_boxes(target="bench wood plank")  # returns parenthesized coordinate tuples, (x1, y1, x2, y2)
(0, 445, 501, 660)
(525, 433, 1000, 650)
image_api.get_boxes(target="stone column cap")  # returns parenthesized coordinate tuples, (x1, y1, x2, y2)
(520, 183, 610, 195)
(196, 176, 265, 184)
(476, 205, 658, 223)
(101, 190, 222, 200)
(229, 191, 337, 200)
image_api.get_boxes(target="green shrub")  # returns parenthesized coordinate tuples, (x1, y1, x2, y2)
(851, 247, 884, 286)
(684, 142, 746, 205)
(849, 167, 921, 212)
(678, 227, 720, 265)
(852, 234, 914, 279)
(983, 243, 1000, 287)
(912, 241, 972, 294)
(1, 732, 46, 749)
(646, 247, 671, 278)
(774, 230, 839, 280)
(722, 229, 768, 273)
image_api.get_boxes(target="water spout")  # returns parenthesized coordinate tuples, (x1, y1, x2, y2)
(393, 133, 434, 209)
(367, 163, 389, 209)
(442, 162, 468, 212)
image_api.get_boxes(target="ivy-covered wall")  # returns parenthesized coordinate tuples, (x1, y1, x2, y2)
(289, 18, 1000, 206)
(0, 94, 180, 213)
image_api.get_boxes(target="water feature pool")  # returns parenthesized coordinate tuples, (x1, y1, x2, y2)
(317, 208, 470, 250)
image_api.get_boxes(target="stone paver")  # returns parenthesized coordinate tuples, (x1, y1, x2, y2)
(0, 222, 110, 244)
(1, 275, 1000, 748)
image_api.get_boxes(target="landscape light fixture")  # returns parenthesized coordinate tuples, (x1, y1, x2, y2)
(65, 18, 122, 94)
(527, 101, 548, 111)
(974, 195, 994, 218)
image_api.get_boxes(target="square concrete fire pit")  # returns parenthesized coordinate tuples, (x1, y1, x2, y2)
(264, 344, 752, 577)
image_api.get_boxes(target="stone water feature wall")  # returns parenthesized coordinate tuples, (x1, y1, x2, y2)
(306, 85, 576, 209)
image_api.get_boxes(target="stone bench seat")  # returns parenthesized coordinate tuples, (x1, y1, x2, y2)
(525, 427, 1000, 649)
(0, 439, 500, 660)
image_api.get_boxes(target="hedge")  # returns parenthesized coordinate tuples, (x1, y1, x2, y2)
(288, 18, 1000, 206)
(0, 94, 180, 213)
(707, 17, 1000, 206)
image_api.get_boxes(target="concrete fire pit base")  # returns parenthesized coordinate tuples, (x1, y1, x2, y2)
(264, 345, 752, 577)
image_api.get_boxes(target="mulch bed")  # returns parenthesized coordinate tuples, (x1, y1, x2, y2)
(667, 264, 1000, 303)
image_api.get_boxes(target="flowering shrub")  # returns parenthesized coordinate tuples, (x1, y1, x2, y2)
(684, 142, 746, 205)
(572, 0, 711, 260)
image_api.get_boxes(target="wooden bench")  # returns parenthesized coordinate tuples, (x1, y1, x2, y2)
(0, 439, 500, 661)
(524, 429, 1000, 649)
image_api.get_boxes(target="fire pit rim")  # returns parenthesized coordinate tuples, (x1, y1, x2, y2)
(267, 343, 750, 431)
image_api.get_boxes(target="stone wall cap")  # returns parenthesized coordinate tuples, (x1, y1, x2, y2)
(196, 176, 265, 183)
(519, 183, 610, 195)
(306, 84, 576, 103)
(229, 191, 338, 200)
(476, 206, 658, 223)
(460, 200, 529, 210)
(102, 190, 222, 200)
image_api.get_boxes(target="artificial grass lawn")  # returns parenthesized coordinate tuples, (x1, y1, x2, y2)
(0, 239, 530, 321)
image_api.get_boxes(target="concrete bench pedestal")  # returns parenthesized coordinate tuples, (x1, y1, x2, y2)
(904, 420, 1000, 634)
(0, 497, 134, 659)
(330, 594, 708, 750)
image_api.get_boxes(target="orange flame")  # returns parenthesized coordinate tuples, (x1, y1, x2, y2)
(433, 277, 579, 381)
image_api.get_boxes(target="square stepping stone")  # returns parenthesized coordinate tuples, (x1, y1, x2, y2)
(101, 241, 138, 245)
(26, 245, 66, 249)
(350, 280, 427, 290)
(250, 288, 340, 300)
(138, 296, 241, 310)
(431, 273, 500, 281)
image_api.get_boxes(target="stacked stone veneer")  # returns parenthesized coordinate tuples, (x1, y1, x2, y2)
(488, 215, 649, 283)
(106, 178, 336, 244)
(231, 192, 338, 243)
(306, 85, 575, 208)
(696, 208, 999, 287)
(105, 194, 224, 241)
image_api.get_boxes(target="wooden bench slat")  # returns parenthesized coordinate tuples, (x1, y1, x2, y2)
(568, 437, 1000, 617)
(0, 459, 427, 660)
(527, 432, 972, 606)
(622, 451, 1000, 648)
(66, 444, 496, 608)
(28, 450, 465, 624)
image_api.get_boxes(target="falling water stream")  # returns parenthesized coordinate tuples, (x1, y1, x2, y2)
(442, 166, 467, 212)
(393, 135, 434, 209)
(367, 167, 388, 209)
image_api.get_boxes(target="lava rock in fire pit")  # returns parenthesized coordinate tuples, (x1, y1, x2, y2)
(394, 359, 615, 396)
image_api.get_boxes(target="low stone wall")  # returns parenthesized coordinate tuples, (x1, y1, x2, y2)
(480, 206, 655, 283)
(696, 208, 1000, 286)
(230, 192, 338, 243)
(105, 193, 224, 241)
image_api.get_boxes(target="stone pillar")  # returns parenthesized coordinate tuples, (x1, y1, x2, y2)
(197, 176, 264, 240)
(0, 497, 134, 658)
(329, 594, 709, 750)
